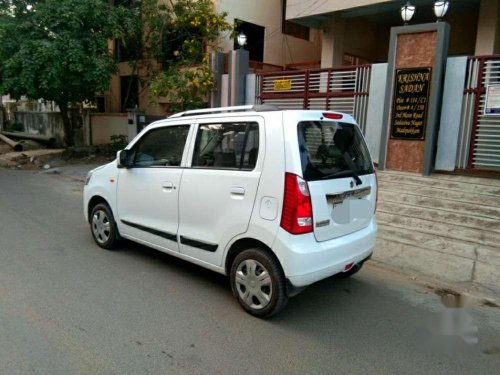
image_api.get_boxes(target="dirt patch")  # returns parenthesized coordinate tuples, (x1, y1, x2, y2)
(0, 143, 11, 155)
(431, 287, 462, 298)
(481, 299, 499, 308)
(426, 286, 469, 308)
(483, 346, 500, 355)
(1, 145, 113, 171)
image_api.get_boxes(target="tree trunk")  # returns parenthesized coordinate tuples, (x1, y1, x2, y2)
(58, 103, 73, 147)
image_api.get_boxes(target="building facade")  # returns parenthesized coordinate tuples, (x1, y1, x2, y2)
(251, 0, 498, 173)
(104, 0, 323, 115)
(285, 0, 500, 67)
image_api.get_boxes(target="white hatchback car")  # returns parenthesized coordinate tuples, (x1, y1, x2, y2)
(84, 105, 377, 317)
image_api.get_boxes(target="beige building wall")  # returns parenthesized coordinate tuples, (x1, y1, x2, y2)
(286, 0, 391, 20)
(215, 0, 321, 66)
(89, 113, 128, 145)
(105, 40, 167, 115)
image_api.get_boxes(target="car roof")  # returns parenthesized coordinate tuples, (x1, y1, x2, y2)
(129, 106, 358, 148)
(163, 105, 356, 123)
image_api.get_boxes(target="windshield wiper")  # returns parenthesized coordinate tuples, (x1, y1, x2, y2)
(321, 169, 362, 185)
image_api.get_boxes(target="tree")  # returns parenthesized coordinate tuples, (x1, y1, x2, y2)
(139, 0, 233, 113)
(0, 0, 137, 146)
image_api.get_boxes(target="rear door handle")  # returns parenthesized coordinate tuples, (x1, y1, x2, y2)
(230, 187, 245, 196)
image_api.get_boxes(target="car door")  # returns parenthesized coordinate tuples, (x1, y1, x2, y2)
(178, 117, 263, 266)
(116, 123, 192, 252)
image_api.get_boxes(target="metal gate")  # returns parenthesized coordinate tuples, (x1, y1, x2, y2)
(256, 65, 371, 133)
(457, 55, 500, 171)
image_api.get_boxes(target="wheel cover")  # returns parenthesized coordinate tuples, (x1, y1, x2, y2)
(235, 259, 273, 310)
(92, 210, 111, 244)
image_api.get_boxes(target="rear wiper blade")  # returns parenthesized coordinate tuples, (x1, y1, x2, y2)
(322, 170, 362, 185)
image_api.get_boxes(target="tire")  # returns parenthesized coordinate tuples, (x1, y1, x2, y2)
(230, 248, 288, 318)
(338, 262, 363, 278)
(90, 203, 119, 250)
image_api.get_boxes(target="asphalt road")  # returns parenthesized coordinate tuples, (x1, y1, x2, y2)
(0, 169, 499, 374)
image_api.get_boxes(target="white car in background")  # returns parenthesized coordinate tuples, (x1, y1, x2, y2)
(83, 105, 377, 317)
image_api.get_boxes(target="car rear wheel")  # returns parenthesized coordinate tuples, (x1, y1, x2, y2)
(230, 248, 288, 318)
(90, 203, 118, 250)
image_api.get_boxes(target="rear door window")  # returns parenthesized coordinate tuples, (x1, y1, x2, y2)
(192, 122, 259, 170)
(298, 121, 374, 181)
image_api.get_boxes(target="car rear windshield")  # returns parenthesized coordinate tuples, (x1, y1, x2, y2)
(297, 121, 374, 181)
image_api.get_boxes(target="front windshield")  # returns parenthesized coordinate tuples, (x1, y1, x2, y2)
(297, 121, 374, 181)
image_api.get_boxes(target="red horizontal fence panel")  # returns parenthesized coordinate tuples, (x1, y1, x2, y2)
(256, 65, 371, 110)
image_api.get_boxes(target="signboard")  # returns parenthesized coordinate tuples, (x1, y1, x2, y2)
(485, 85, 500, 115)
(273, 79, 292, 91)
(390, 67, 432, 140)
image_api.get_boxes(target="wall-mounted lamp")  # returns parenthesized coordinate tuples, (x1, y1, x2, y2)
(236, 32, 247, 49)
(434, 1, 450, 22)
(400, 2, 416, 25)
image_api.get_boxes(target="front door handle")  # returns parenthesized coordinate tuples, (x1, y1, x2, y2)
(230, 187, 245, 196)
(162, 182, 174, 190)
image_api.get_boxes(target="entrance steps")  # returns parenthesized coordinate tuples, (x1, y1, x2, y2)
(374, 169, 500, 296)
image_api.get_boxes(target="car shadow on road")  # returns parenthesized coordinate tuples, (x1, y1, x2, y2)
(115, 239, 387, 323)
(116, 239, 229, 288)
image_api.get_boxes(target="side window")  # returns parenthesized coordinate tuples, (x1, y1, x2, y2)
(132, 125, 190, 167)
(192, 122, 259, 170)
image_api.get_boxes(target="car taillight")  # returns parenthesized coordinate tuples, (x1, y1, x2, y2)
(374, 168, 378, 213)
(280, 173, 313, 235)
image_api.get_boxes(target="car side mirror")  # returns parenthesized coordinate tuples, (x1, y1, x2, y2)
(117, 149, 132, 168)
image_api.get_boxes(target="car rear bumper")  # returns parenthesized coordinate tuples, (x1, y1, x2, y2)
(273, 218, 377, 287)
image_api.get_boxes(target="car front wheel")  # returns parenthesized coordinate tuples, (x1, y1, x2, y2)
(90, 203, 118, 250)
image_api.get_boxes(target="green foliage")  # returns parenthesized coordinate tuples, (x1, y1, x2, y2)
(149, 62, 216, 113)
(141, 0, 233, 113)
(109, 134, 128, 153)
(4, 122, 23, 132)
(0, 0, 137, 144)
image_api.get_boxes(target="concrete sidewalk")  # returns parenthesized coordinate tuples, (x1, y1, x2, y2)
(50, 163, 500, 302)
(51, 163, 103, 181)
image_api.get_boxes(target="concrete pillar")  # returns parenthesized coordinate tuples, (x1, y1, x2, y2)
(209, 52, 225, 108)
(364, 63, 388, 163)
(221, 74, 229, 107)
(127, 108, 145, 142)
(475, 0, 500, 55)
(228, 49, 249, 106)
(245, 74, 257, 105)
(379, 22, 450, 176)
(320, 17, 345, 68)
(435, 56, 468, 171)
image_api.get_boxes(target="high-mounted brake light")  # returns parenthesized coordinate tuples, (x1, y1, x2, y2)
(280, 173, 313, 235)
(323, 112, 343, 120)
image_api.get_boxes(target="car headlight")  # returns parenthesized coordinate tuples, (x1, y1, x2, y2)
(85, 171, 93, 185)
